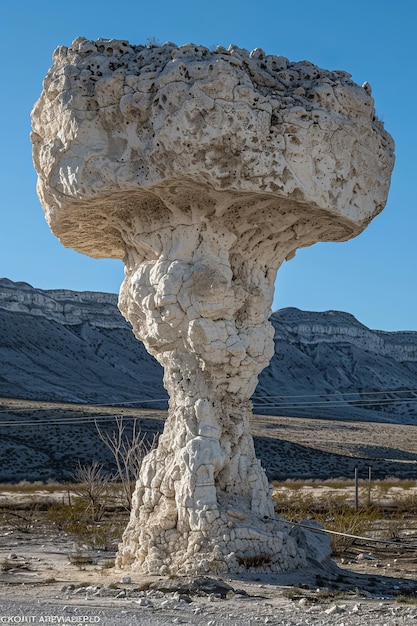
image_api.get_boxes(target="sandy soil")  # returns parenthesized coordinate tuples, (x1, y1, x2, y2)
(1, 487, 416, 625)
(1, 400, 417, 623)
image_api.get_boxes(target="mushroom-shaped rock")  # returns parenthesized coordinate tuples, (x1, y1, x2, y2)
(31, 39, 394, 575)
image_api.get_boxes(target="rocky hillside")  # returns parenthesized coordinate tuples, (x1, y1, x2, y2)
(1, 278, 417, 424)
(259, 309, 417, 424)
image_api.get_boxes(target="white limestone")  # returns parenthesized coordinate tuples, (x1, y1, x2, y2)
(31, 39, 394, 574)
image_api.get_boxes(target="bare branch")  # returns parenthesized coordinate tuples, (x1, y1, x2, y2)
(71, 461, 111, 521)
(95, 417, 155, 510)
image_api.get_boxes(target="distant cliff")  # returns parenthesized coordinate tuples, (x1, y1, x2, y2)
(1, 278, 417, 424)
(0, 278, 125, 327)
(258, 309, 417, 423)
(0, 278, 166, 406)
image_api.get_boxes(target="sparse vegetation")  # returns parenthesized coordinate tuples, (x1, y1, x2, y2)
(95, 416, 157, 510)
(396, 595, 417, 605)
(1, 476, 415, 561)
(0, 481, 63, 494)
(272, 479, 417, 556)
(0, 419, 155, 553)
(68, 552, 94, 568)
(277, 477, 417, 491)
(70, 461, 112, 522)
(47, 498, 126, 551)
(107, 582, 119, 590)
(1, 557, 30, 572)
(315, 588, 349, 600)
(236, 554, 272, 568)
(1, 501, 41, 533)
(282, 587, 304, 600)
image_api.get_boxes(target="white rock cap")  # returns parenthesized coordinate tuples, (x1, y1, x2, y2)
(31, 39, 394, 263)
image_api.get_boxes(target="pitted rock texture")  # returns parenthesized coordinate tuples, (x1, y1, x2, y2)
(31, 39, 394, 575)
(31, 38, 394, 261)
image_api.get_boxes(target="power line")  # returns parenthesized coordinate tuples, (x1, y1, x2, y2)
(253, 397, 417, 410)
(255, 388, 417, 400)
(280, 519, 417, 549)
(0, 414, 163, 427)
(1, 386, 417, 427)
(1, 386, 417, 412)
(2, 394, 417, 412)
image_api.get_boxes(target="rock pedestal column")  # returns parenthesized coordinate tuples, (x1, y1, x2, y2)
(116, 222, 304, 574)
(31, 38, 395, 576)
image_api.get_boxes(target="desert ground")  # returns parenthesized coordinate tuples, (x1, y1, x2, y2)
(1, 399, 417, 624)
(1, 397, 417, 482)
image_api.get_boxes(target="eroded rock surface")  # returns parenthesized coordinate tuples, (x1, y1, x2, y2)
(31, 39, 394, 575)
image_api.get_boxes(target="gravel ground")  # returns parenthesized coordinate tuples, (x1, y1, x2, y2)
(1, 584, 417, 625)
(1, 556, 417, 626)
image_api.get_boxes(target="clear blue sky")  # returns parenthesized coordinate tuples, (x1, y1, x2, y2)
(1, 0, 416, 331)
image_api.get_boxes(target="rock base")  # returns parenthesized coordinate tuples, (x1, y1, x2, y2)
(117, 508, 307, 576)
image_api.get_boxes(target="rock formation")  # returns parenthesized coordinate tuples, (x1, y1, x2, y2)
(3, 279, 417, 425)
(31, 39, 394, 574)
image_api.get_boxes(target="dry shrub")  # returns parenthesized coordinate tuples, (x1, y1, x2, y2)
(236, 554, 271, 568)
(47, 499, 124, 551)
(95, 417, 157, 510)
(321, 506, 380, 555)
(273, 487, 380, 555)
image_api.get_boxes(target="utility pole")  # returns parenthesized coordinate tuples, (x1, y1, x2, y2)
(354, 466, 359, 510)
